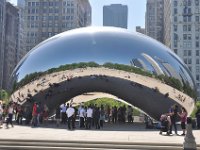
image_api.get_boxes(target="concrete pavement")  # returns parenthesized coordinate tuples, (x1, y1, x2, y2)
(0, 122, 199, 145)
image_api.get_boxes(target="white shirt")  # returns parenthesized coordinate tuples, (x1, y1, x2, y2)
(87, 108, 93, 118)
(66, 107, 75, 118)
(8, 106, 13, 114)
(79, 108, 86, 118)
(61, 105, 66, 113)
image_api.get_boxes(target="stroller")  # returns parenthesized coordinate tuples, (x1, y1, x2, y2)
(159, 114, 171, 135)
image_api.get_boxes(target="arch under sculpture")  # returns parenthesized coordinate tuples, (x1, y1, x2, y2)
(10, 27, 196, 120)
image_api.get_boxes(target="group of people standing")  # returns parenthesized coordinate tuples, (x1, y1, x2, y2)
(0, 102, 16, 128)
(160, 104, 188, 136)
(57, 104, 106, 130)
(31, 102, 49, 127)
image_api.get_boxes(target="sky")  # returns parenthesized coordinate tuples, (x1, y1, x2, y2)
(10, 0, 146, 31)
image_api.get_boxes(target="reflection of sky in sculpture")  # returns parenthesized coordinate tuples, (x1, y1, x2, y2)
(12, 27, 195, 89)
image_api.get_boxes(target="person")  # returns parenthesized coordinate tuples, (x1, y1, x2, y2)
(66, 104, 75, 130)
(127, 106, 133, 123)
(169, 104, 179, 135)
(43, 104, 49, 125)
(196, 107, 200, 129)
(55, 106, 61, 127)
(6, 102, 14, 128)
(37, 102, 42, 125)
(0, 101, 3, 128)
(100, 106, 105, 128)
(86, 105, 93, 129)
(93, 107, 100, 129)
(16, 105, 23, 125)
(159, 114, 171, 135)
(112, 106, 117, 123)
(178, 107, 187, 135)
(79, 105, 86, 128)
(60, 104, 67, 124)
(32, 102, 38, 127)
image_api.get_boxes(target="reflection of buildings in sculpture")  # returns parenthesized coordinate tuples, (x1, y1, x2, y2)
(131, 58, 148, 71)
(179, 67, 192, 86)
(162, 63, 180, 79)
(141, 53, 164, 75)
(154, 56, 181, 80)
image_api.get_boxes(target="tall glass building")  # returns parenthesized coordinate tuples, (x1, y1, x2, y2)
(103, 4, 128, 29)
(0, 0, 6, 89)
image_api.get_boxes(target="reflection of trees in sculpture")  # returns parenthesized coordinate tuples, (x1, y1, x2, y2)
(13, 62, 196, 99)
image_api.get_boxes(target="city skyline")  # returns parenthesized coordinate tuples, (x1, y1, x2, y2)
(9, 0, 146, 31)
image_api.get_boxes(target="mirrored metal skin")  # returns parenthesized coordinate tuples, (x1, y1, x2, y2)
(10, 27, 196, 120)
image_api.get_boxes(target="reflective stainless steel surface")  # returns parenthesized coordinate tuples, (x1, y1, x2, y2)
(10, 27, 196, 120)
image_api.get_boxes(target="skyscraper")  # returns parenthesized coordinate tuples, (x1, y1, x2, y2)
(145, 0, 164, 43)
(17, 0, 26, 62)
(3, 2, 19, 89)
(24, 0, 91, 53)
(103, 4, 128, 29)
(169, 0, 200, 96)
(0, 0, 6, 89)
(163, 0, 171, 48)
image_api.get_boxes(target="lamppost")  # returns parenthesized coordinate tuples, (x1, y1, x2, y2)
(183, 117, 197, 150)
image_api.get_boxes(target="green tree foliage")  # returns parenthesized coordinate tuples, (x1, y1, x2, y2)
(157, 75, 182, 91)
(0, 89, 10, 104)
(103, 63, 153, 77)
(191, 101, 200, 118)
(84, 98, 141, 116)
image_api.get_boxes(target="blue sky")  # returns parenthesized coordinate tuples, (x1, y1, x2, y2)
(10, 0, 146, 31)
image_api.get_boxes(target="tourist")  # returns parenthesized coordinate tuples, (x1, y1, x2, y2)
(79, 105, 86, 128)
(43, 104, 49, 125)
(112, 106, 117, 123)
(55, 106, 61, 127)
(16, 105, 23, 125)
(196, 107, 200, 129)
(93, 107, 100, 129)
(32, 102, 38, 126)
(6, 102, 14, 128)
(127, 106, 133, 123)
(169, 104, 179, 135)
(86, 105, 93, 129)
(100, 105, 105, 128)
(37, 102, 42, 125)
(0, 101, 3, 128)
(178, 107, 187, 136)
(60, 103, 67, 124)
(66, 104, 75, 130)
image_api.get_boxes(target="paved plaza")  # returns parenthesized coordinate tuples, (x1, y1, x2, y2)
(0, 122, 200, 145)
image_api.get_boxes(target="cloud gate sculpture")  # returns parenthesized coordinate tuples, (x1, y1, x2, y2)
(10, 27, 196, 120)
